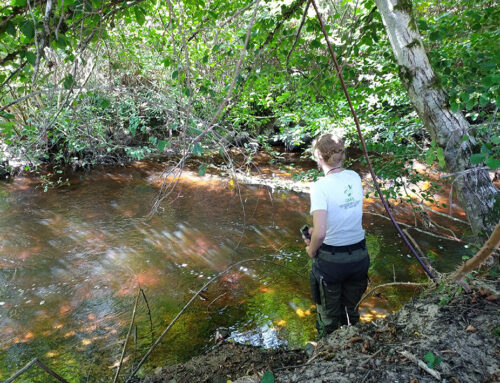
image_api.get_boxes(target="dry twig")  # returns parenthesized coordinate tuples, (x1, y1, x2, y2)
(112, 289, 141, 383)
(399, 350, 441, 381)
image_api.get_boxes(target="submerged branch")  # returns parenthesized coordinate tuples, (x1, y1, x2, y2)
(3, 358, 69, 383)
(355, 282, 428, 310)
(112, 289, 141, 383)
(364, 211, 462, 243)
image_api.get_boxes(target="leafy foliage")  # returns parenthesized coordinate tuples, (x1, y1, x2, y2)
(0, 0, 498, 202)
(416, 0, 500, 169)
(423, 351, 442, 369)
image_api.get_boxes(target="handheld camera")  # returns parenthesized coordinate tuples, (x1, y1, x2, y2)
(300, 225, 311, 240)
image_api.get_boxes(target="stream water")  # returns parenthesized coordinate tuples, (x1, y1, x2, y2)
(0, 161, 471, 382)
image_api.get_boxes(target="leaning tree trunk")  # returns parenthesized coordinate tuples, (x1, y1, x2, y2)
(374, 0, 499, 238)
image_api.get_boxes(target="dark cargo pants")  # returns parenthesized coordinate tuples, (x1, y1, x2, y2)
(310, 244, 369, 338)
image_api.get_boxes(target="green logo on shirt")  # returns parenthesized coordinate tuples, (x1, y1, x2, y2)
(344, 184, 354, 203)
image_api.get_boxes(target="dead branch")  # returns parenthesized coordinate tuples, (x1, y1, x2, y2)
(364, 211, 462, 243)
(403, 228, 441, 282)
(399, 351, 441, 381)
(3, 358, 69, 383)
(451, 222, 500, 282)
(419, 203, 470, 226)
(140, 287, 155, 346)
(112, 289, 140, 383)
(286, 0, 311, 70)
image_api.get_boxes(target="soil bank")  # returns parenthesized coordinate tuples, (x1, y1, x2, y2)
(142, 274, 499, 383)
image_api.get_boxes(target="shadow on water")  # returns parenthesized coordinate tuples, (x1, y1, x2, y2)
(0, 162, 472, 382)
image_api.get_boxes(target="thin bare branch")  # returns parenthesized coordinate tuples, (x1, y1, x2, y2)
(112, 289, 141, 383)
(286, 0, 311, 70)
(3, 358, 69, 383)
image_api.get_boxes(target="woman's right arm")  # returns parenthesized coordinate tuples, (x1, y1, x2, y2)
(306, 209, 326, 258)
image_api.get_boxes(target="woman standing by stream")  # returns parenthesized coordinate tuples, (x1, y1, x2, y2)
(304, 133, 370, 338)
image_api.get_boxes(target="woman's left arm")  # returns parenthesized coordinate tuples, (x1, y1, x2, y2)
(306, 210, 326, 258)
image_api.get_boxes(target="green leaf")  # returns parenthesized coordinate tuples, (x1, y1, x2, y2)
(192, 143, 203, 156)
(55, 35, 69, 49)
(134, 7, 145, 25)
(198, 163, 207, 176)
(172, 70, 179, 80)
(470, 153, 485, 164)
(486, 157, 500, 170)
(492, 136, 500, 145)
(425, 150, 435, 165)
(310, 39, 322, 49)
(423, 352, 435, 367)
(479, 94, 489, 107)
(0, 121, 16, 138)
(450, 100, 460, 113)
(63, 74, 74, 89)
(418, 19, 428, 31)
(481, 143, 492, 155)
(6, 21, 16, 37)
(99, 98, 110, 108)
(182, 87, 191, 97)
(465, 98, 477, 111)
(11, 0, 27, 6)
(162, 57, 172, 67)
(436, 147, 445, 168)
(261, 371, 275, 383)
(157, 140, 168, 151)
(25, 51, 37, 65)
(20, 20, 35, 39)
(429, 30, 441, 41)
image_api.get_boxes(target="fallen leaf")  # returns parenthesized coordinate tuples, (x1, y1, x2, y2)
(466, 325, 476, 332)
(349, 336, 362, 343)
(485, 295, 498, 301)
(410, 378, 418, 383)
(108, 355, 131, 369)
(362, 340, 371, 353)
(479, 287, 492, 297)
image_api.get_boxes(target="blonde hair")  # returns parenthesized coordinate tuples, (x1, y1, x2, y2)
(312, 133, 345, 167)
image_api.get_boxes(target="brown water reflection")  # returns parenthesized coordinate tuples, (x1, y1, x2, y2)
(0, 162, 470, 382)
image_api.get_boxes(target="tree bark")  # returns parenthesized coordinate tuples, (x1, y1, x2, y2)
(374, 0, 499, 238)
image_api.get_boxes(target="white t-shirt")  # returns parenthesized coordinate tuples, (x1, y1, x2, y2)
(309, 169, 365, 246)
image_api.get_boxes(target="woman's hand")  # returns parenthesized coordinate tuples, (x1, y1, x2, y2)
(301, 227, 312, 245)
(306, 245, 316, 259)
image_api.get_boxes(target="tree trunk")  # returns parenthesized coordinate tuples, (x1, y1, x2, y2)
(374, 0, 499, 238)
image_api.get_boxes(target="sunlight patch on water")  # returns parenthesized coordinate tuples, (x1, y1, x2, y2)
(230, 322, 286, 348)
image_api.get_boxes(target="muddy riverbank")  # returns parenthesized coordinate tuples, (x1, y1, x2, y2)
(143, 273, 499, 383)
